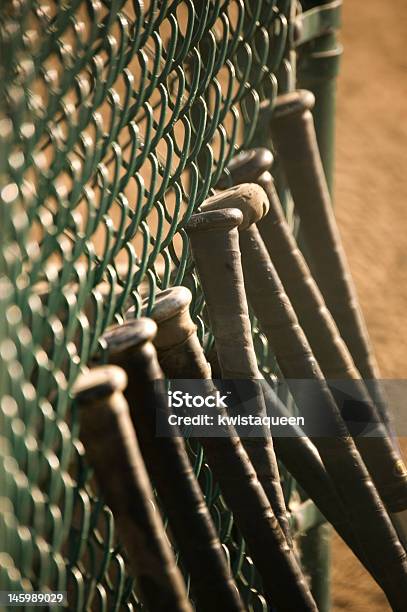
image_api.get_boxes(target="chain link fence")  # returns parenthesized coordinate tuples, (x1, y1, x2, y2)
(0, 1, 341, 609)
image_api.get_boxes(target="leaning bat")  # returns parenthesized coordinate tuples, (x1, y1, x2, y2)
(139, 285, 376, 574)
(268, 89, 386, 422)
(135, 286, 318, 612)
(207, 179, 407, 543)
(217, 147, 403, 484)
(187, 188, 292, 549)
(217, 148, 358, 382)
(73, 365, 192, 612)
(186, 203, 407, 610)
(99, 319, 244, 612)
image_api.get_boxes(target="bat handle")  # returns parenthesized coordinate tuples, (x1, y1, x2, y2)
(199, 183, 320, 381)
(256, 171, 356, 379)
(242, 224, 323, 380)
(101, 319, 245, 612)
(186, 208, 260, 379)
(269, 90, 383, 399)
(74, 366, 192, 612)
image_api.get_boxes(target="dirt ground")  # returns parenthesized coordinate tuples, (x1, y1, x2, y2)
(331, 1, 407, 610)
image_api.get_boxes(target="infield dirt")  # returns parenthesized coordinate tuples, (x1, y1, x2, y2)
(332, 2, 407, 609)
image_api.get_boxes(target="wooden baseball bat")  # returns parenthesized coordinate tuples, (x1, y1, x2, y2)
(218, 149, 389, 392)
(139, 285, 375, 574)
(100, 319, 245, 612)
(186, 205, 407, 610)
(189, 189, 293, 548)
(217, 148, 358, 381)
(136, 286, 320, 611)
(268, 90, 387, 424)
(73, 365, 192, 612)
(211, 176, 407, 535)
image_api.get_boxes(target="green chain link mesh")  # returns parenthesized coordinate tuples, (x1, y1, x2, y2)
(0, 1, 302, 609)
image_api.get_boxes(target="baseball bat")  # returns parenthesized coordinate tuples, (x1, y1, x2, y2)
(73, 365, 192, 612)
(136, 286, 320, 611)
(268, 89, 388, 425)
(99, 319, 245, 612)
(186, 204, 407, 610)
(209, 177, 407, 540)
(217, 148, 357, 381)
(190, 188, 293, 547)
(219, 153, 403, 419)
(139, 285, 376, 573)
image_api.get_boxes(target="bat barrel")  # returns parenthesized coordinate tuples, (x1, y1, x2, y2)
(100, 319, 245, 612)
(74, 366, 192, 612)
(186, 208, 259, 380)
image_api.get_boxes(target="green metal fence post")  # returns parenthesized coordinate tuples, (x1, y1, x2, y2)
(301, 521, 333, 609)
(297, 2, 343, 194)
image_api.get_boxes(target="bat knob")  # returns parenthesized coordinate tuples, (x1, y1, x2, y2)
(216, 148, 274, 188)
(102, 318, 158, 357)
(186, 207, 243, 234)
(200, 184, 269, 230)
(142, 286, 195, 350)
(271, 89, 315, 122)
(74, 365, 127, 404)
